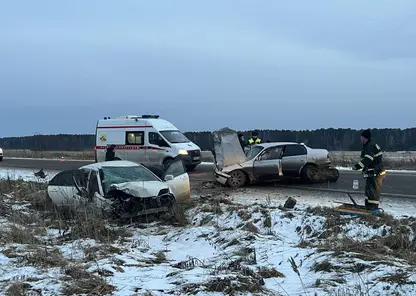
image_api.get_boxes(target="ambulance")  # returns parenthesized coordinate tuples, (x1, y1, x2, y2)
(94, 115, 202, 171)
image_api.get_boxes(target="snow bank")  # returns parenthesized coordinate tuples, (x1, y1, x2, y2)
(1, 181, 416, 295)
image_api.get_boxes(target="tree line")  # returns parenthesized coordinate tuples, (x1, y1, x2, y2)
(1, 128, 416, 152)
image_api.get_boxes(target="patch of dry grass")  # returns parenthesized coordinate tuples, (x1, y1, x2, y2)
(153, 251, 167, 264)
(83, 244, 125, 262)
(22, 247, 67, 268)
(68, 213, 133, 243)
(203, 276, 265, 294)
(312, 259, 342, 273)
(257, 266, 285, 278)
(61, 272, 116, 295)
(378, 270, 416, 285)
(172, 204, 191, 226)
(62, 264, 92, 280)
(237, 209, 252, 221)
(263, 212, 272, 228)
(306, 206, 348, 239)
(5, 282, 32, 296)
(318, 224, 416, 265)
(242, 222, 260, 234)
(0, 179, 47, 200)
(0, 225, 41, 245)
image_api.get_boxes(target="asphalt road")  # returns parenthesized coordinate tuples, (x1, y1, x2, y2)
(1, 157, 415, 198)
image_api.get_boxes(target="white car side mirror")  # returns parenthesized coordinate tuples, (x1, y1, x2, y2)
(164, 174, 174, 181)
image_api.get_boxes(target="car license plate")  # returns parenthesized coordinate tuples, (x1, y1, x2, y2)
(193, 156, 200, 160)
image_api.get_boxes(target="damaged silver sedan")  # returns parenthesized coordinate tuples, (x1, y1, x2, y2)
(213, 128, 339, 187)
(47, 156, 190, 218)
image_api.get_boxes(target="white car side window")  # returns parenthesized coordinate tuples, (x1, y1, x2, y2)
(165, 160, 186, 177)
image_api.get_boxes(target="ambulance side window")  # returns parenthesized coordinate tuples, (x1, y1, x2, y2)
(125, 131, 144, 145)
(149, 132, 169, 147)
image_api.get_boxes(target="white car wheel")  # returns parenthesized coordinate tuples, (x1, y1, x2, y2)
(227, 170, 247, 187)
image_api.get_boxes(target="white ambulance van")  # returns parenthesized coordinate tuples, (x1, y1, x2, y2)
(94, 115, 202, 171)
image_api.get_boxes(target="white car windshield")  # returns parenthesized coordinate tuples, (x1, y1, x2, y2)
(160, 130, 190, 143)
(100, 166, 160, 192)
(246, 146, 264, 160)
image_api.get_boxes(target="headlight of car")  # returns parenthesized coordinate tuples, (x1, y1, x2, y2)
(178, 149, 188, 155)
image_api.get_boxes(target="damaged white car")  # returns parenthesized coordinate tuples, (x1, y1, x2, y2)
(213, 128, 339, 187)
(47, 156, 190, 218)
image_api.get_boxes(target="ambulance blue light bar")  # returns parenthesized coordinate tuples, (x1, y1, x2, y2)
(103, 117, 111, 120)
(141, 115, 159, 119)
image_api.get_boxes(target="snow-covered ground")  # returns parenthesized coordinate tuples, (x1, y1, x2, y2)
(0, 168, 59, 183)
(1, 177, 416, 295)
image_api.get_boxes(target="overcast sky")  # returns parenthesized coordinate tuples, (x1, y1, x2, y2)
(1, 0, 415, 137)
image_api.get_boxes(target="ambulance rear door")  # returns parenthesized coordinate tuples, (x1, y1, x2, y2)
(96, 119, 127, 161)
(124, 120, 148, 165)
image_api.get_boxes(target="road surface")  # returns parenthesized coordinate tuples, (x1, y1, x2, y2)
(1, 157, 415, 198)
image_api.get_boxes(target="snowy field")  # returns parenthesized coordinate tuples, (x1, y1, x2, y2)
(0, 168, 59, 183)
(0, 169, 416, 295)
(329, 151, 416, 170)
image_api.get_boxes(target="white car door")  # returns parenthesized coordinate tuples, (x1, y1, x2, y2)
(47, 169, 89, 210)
(84, 169, 111, 213)
(163, 156, 190, 201)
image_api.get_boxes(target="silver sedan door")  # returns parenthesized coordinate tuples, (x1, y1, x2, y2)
(281, 144, 307, 176)
(253, 146, 283, 182)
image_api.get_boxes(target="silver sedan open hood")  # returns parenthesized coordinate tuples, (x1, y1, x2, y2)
(213, 127, 247, 169)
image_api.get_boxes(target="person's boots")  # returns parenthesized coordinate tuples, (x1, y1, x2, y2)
(365, 200, 378, 211)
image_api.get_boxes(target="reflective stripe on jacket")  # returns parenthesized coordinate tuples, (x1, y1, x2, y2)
(248, 138, 262, 145)
(353, 140, 386, 178)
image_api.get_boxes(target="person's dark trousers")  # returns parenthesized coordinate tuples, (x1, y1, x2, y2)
(364, 174, 386, 210)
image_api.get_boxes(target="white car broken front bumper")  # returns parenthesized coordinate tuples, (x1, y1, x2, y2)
(214, 169, 230, 185)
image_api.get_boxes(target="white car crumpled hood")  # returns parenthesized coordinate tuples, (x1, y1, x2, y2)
(107, 181, 169, 198)
(213, 127, 247, 169)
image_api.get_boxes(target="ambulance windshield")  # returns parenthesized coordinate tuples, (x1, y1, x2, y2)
(160, 130, 190, 143)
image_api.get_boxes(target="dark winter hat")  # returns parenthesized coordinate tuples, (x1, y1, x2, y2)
(238, 133, 244, 137)
(252, 131, 258, 136)
(361, 129, 372, 140)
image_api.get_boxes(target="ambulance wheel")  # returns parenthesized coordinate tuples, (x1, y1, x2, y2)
(227, 170, 247, 187)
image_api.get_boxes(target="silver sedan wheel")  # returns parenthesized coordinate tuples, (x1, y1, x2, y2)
(227, 170, 247, 187)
